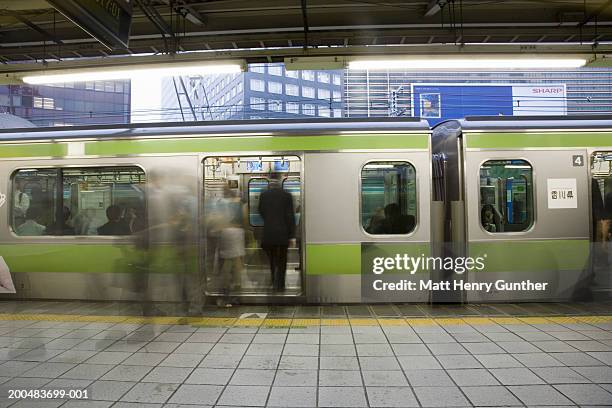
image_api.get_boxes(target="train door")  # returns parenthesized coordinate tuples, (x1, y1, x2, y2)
(590, 151, 612, 299)
(464, 147, 590, 302)
(202, 155, 303, 302)
(303, 151, 431, 303)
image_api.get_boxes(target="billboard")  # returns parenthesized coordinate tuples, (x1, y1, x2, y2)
(410, 83, 567, 125)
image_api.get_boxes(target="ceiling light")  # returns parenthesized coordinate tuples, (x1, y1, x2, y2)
(348, 57, 587, 70)
(21, 62, 244, 84)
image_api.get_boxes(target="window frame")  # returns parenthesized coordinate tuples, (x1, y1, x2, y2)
(9, 164, 147, 239)
(268, 99, 283, 112)
(250, 97, 265, 111)
(477, 157, 536, 235)
(302, 70, 315, 81)
(249, 78, 265, 92)
(302, 103, 315, 116)
(286, 84, 299, 96)
(247, 177, 270, 227)
(302, 86, 315, 98)
(317, 72, 330, 83)
(318, 106, 331, 117)
(268, 81, 283, 94)
(359, 160, 418, 237)
(318, 88, 331, 100)
(286, 102, 300, 114)
(268, 65, 283, 76)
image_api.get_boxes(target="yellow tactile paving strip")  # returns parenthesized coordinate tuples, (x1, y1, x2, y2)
(0, 313, 611, 327)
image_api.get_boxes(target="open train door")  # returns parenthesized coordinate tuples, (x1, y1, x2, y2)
(589, 151, 612, 301)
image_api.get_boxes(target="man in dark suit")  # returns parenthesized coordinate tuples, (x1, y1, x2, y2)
(98, 204, 131, 236)
(258, 173, 296, 292)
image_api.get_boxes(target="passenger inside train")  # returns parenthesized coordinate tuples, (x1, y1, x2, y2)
(97, 205, 131, 235)
(258, 172, 296, 292)
(481, 204, 498, 232)
(14, 206, 45, 236)
(12, 178, 30, 227)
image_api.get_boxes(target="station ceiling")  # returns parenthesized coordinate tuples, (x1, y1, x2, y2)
(1, 0, 612, 64)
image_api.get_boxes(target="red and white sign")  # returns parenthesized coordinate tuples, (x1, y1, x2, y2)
(512, 85, 567, 116)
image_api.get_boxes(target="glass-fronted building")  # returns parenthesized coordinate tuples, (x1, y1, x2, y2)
(0, 80, 131, 127)
(161, 63, 344, 121)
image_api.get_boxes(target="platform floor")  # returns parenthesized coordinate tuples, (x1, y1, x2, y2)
(0, 301, 611, 407)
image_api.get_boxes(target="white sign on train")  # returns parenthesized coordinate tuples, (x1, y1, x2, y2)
(547, 178, 578, 209)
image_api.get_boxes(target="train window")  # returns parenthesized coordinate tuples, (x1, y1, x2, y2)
(11, 166, 146, 236)
(283, 176, 301, 226)
(361, 161, 417, 235)
(248, 178, 269, 226)
(479, 159, 533, 233)
(12, 169, 58, 236)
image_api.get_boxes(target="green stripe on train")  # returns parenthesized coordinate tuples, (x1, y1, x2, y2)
(0, 244, 195, 274)
(84, 134, 429, 156)
(466, 132, 612, 149)
(469, 239, 590, 272)
(306, 244, 361, 275)
(306, 242, 431, 275)
(0, 143, 67, 158)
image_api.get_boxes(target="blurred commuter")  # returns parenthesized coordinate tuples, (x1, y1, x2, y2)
(15, 207, 45, 236)
(217, 185, 247, 306)
(98, 205, 131, 236)
(258, 173, 295, 292)
(72, 209, 100, 235)
(604, 192, 612, 267)
(134, 170, 200, 317)
(13, 179, 30, 227)
(126, 206, 146, 233)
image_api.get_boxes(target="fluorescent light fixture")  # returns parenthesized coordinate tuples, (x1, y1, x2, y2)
(21, 62, 244, 84)
(505, 165, 532, 169)
(348, 56, 587, 70)
(365, 164, 397, 169)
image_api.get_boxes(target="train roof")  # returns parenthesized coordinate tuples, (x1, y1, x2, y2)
(0, 117, 430, 142)
(432, 116, 612, 149)
(433, 115, 612, 136)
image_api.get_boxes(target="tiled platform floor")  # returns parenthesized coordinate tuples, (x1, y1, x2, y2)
(0, 301, 610, 407)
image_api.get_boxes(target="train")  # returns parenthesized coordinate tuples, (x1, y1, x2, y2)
(0, 116, 609, 304)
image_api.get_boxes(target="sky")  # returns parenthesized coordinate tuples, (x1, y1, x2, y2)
(130, 76, 163, 123)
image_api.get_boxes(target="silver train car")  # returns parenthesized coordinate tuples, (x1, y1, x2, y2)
(433, 116, 612, 303)
(0, 116, 610, 304)
(0, 118, 433, 305)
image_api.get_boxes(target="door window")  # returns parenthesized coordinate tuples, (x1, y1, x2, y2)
(361, 161, 417, 235)
(479, 159, 534, 233)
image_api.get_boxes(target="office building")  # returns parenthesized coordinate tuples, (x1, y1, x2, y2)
(0, 80, 131, 127)
(161, 63, 343, 121)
